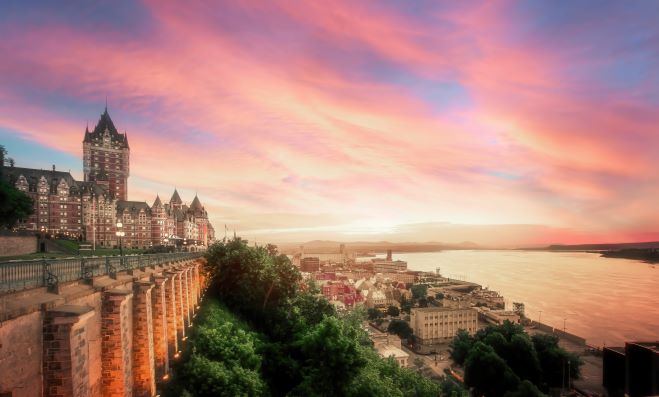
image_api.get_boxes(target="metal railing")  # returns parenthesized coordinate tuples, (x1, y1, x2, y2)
(0, 252, 203, 294)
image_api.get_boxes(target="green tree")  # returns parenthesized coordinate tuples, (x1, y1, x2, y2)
(387, 319, 413, 341)
(181, 354, 265, 397)
(0, 179, 33, 229)
(449, 329, 473, 365)
(504, 380, 546, 397)
(204, 238, 301, 320)
(292, 316, 366, 396)
(464, 342, 520, 397)
(175, 300, 267, 397)
(532, 334, 582, 388)
(386, 305, 400, 317)
(346, 350, 441, 397)
(400, 296, 413, 314)
(367, 308, 384, 321)
(506, 334, 541, 384)
(410, 284, 428, 300)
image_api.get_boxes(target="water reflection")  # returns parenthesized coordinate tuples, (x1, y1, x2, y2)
(397, 250, 659, 346)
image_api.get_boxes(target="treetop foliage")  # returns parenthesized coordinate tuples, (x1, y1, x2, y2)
(449, 321, 582, 396)
(0, 145, 33, 229)
(173, 239, 458, 397)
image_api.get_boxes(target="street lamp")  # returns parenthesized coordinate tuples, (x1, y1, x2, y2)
(116, 221, 125, 257)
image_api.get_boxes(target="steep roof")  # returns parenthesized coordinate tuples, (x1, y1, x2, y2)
(190, 194, 203, 210)
(117, 200, 151, 215)
(3, 166, 77, 194)
(77, 181, 112, 198)
(153, 195, 162, 207)
(83, 108, 129, 148)
(170, 189, 182, 204)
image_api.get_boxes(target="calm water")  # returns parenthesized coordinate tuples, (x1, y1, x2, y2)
(394, 250, 659, 347)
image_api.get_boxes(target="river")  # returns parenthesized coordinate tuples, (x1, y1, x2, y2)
(393, 250, 659, 347)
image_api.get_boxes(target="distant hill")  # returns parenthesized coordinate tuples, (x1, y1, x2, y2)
(277, 240, 481, 254)
(544, 241, 659, 251)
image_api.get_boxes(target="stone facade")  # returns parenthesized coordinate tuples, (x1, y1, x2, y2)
(151, 275, 169, 381)
(132, 282, 155, 397)
(0, 234, 36, 257)
(410, 306, 478, 345)
(42, 305, 95, 397)
(101, 289, 133, 397)
(164, 271, 179, 359)
(0, 257, 209, 397)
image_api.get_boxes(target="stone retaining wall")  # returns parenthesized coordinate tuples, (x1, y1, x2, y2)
(0, 258, 209, 396)
(0, 235, 37, 256)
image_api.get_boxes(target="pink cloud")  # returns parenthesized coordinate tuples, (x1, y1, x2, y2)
(1, 1, 657, 245)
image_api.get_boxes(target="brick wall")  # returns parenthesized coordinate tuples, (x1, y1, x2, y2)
(151, 275, 169, 381)
(132, 281, 155, 397)
(0, 258, 206, 397)
(0, 311, 43, 397)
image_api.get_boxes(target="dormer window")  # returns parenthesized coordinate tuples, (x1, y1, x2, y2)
(103, 128, 111, 146)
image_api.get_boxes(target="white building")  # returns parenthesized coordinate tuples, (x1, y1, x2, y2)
(370, 329, 409, 367)
(410, 306, 478, 345)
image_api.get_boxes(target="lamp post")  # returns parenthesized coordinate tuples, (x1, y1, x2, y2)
(116, 221, 125, 257)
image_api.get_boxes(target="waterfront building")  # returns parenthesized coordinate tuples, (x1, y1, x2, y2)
(410, 306, 478, 345)
(603, 341, 659, 397)
(477, 308, 521, 325)
(372, 259, 408, 272)
(376, 271, 417, 284)
(301, 257, 320, 272)
(2, 107, 215, 249)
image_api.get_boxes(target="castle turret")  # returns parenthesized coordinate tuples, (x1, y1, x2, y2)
(82, 107, 130, 200)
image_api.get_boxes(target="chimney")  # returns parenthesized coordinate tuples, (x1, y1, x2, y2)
(386, 250, 392, 261)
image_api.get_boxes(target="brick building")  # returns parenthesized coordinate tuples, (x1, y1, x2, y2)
(2, 108, 215, 249)
(83, 106, 130, 201)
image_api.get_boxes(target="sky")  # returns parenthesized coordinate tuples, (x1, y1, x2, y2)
(1, 1, 658, 247)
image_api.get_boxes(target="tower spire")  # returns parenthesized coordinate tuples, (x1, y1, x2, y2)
(105, 95, 108, 112)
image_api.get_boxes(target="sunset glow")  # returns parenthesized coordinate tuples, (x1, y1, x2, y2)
(1, 1, 658, 246)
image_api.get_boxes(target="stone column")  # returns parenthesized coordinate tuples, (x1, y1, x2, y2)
(43, 305, 95, 397)
(101, 289, 133, 397)
(163, 271, 179, 359)
(174, 269, 186, 340)
(180, 268, 190, 329)
(192, 263, 199, 308)
(185, 267, 194, 321)
(191, 263, 199, 305)
(151, 275, 169, 382)
(132, 281, 155, 397)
